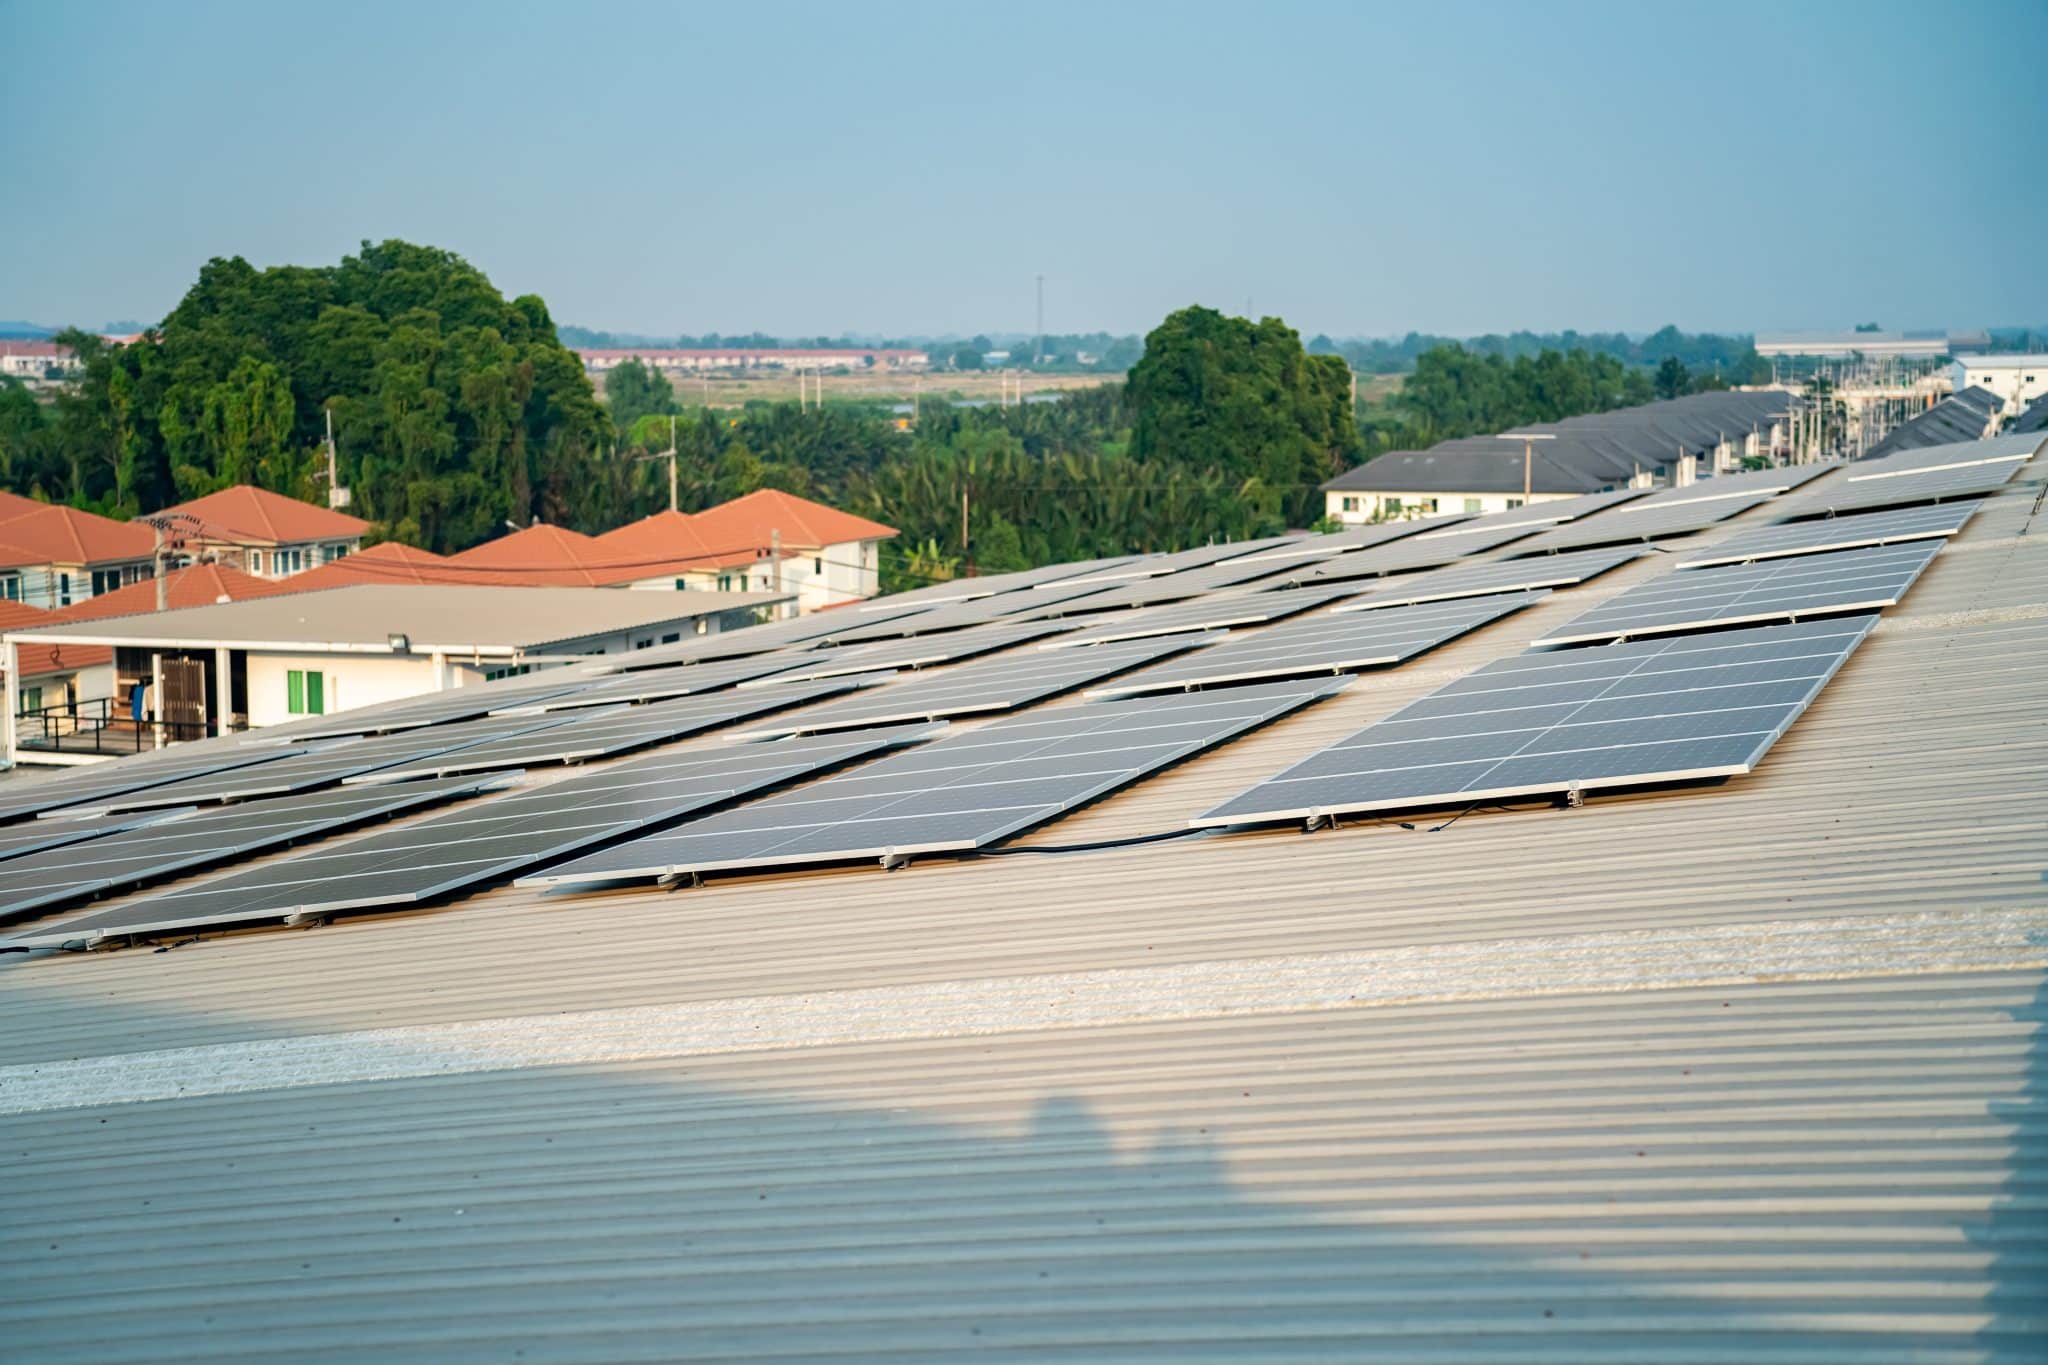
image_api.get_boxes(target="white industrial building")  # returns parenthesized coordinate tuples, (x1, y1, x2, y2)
(1951, 354, 2048, 415)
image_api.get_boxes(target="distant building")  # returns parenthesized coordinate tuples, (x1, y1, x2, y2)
(155, 485, 370, 579)
(0, 599, 114, 747)
(0, 340, 83, 381)
(577, 347, 929, 376)
(1951, 355, 2048, 415)
(1753, 331, 1952, 360)
(0, 496, 155, 609)
(1321, 390, 1796, 525)
(2, 583, 790, 757)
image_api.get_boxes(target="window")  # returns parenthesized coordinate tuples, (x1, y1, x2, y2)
(633, 638, 652, 650)
(717, 573, 734, 591)
(91, 567, 124, 596)
(286, 669, 325, 715)
(674, 578, 689, 591)
(1464, 498, 1483, 514)
(18, 686, 41, 715)
(250, 550, 266, 574)
(694, 619, 709, 635)
(1418, 499, 1438, 514)
(660, 632, 680, 644)
(0, 575, 18, 602)
(326, 543, 349, 562)
(273, 547, 305, 575)
(1505, 498, 1524, 510)
(813, 556, 823, 573)
(1341, 496, 1360, 512)
(57, 572, 71, 606)
(1383, 498, 1403, 515)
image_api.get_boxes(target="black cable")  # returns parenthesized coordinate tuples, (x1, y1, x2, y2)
(978, 827, 1211, 856)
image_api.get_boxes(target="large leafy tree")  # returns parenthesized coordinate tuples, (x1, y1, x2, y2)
(36, 241, 610, 549)
(602, 358, 676, 433)
(1126, 306, 1357, 525)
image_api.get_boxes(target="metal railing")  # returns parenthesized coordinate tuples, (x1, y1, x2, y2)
(15, 697, 218, 755)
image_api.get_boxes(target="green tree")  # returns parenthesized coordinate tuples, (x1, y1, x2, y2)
(602, 358, 676, 432)
(1653, 356, 1692, 401)
(1125, 306, 1357, 526)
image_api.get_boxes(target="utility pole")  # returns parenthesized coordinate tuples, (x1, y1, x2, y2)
(1034, 274, 1044, 367)
(665, 414, 678, 513)
(1495, 432, 1555, 504)
(323, 407, 350, 510)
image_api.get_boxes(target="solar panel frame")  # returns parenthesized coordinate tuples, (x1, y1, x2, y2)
(740, 620, 1072, 683)
(1331, 546, 1644, 610)
(1679, 500, 1982, 569)
(1844, 432, 2041, 480)
(1778, 460, 2029, 518)
(593, 603, 935, 669)
(354, 677, 873, 780)
(1052, 538, 1304, 584)
(1040, 583, 1368, 648)
(1533, 539, 1942, 646)
(490, 652, 809, 711)
(1191, 614, 1877, 827)
(0, 772, 503, 930)
(1226, 515, 1467, 565)
(726, 634, 1202, 738)
(276, 677, 596, 741)
(0, 806, 196, 865)
(1505, 490, 1779, 554)
(9, 728, 938, 947)
(1403, 488, 1648, 542)
(1085, 591, 1547, 699)
(1035, 555, 1300, 613)
(525, 677, 1348, 886)
(816, 579, 1120, 644)
(853, 555, 1146, 609)
(1276, 520, 1552, 586)
(0, 742, 312, 825)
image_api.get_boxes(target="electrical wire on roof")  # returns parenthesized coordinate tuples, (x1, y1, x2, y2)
(976, 827, 1211, 857)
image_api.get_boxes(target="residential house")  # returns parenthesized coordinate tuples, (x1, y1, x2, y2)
(0, 500, 155, 608)
(0, 599, 113, 747)
(283, 541, 512, 590)
(154, 485, 370, 579)
(2, 583, 790, 754)
(678, 489, 894, 611)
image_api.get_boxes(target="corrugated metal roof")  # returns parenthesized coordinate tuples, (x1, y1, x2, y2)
(0, 450, 2042, 1359)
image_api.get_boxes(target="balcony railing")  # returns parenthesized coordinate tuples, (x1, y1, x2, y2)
(15, 697, 218, 755)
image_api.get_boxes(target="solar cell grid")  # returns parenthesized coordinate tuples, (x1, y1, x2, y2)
(1228, 516, 1461, 565)
(1041, 583, 1367, 648)
(1087, 591, 1546, 698)
(4, 728, 933, 948)
(729, 634, 1199, 737)
(1846, 432, 2041, 480)
(742, 620, 1070, 683)
(357, 677, 871, 780)
(1533, 539, 1942, 646)
(0, 772, 499, 929)
(1507, 491, 1778, 554)
(595, 604, 934, 669)
(493, 652, 808, 710)
(1680, 500, 1982, 569)
(1780, 460, 2028, 518)
(1406, 488, 1643, 540)
(819, 579, 1116, 643)
(1333, 546, 1642, 611)
(1278, 520, 1546, 586)
(1053, 538, 1303, 584)
(527, 677, 1347, 886)
(0, 807, 193, 864)
(0, 742, 310, 824)
(1193, 614, 1876, 827)
(1039, 555, 1296, 613)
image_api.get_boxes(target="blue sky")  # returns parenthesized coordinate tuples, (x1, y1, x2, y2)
(3, 0, 2043, 339)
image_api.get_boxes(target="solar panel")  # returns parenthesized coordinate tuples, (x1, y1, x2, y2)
(595, 604, 934, 669)
(1086, 591, 1546, 699)
(1846, 432, 2041, 480)
(1193, 614, 1876, 827)
(0, 773, 499, 930)
(1534, 539, 1942, 647)
(818, 579, 1118, 644)
(1042, 583, 1367, 648)
(743, 620, 1070, 683)
(1680, 500, 1982, 569)
(1403, 488, 1645, 542)
(0, 806, 194, 865)
(1226, 516, 1464, 565)
(1507, 490, 1779, 554)
(1037, 554, 1297, 613)
(728, 635, 1200, 738)
(1278, 519, 1550, 586)
(9, 728, 933, 948)
(1332, 546, 1643, 610)
(1054, 538, 1303, 583)
(0, 741, 311, 825)
(851, 556, 1144, 610)
(527, 677, 1347, 887)
(78, 710, 583, 813)
(355, 677, 871, 780)
(1780, 460, 2028, 518)
(491, 652, 809, 712)
(278, 676, 595, 741)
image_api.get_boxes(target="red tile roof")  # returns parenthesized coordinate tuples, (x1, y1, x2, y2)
(156, 485, 370, 545)
(685, 489, 896, 554)
(0, 503, 154, 566)
(446, 524, 615, 586)
(285, 541, 512, 590)
(0, 490, 47, 521)
(51, 563, 293, 625)
(587, 510, 762, 580)
(0, 599, 114, 677)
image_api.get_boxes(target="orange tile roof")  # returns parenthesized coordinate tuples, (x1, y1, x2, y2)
(156, 485, 370, 545)
(285, 541, 513, 590)
(51, 563, 293, 626)
(684, 489, 896, 553)
(0, 490, 48, 521)
(587, 510, 763, 580)
(0, 503, 154, 566)
(446, 524, 614, 586)
(0, 599, 114, 677)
